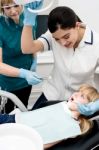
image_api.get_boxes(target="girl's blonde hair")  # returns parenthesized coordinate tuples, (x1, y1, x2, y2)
(79, 84, 99, 102)
(78, 84, 99, 134)
(0, 0, 14, 13)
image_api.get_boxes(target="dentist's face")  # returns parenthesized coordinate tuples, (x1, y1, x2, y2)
(68, 91, 89, 104)
(52, 26, 80, 49)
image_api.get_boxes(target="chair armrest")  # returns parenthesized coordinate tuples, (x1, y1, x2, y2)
(0, 90, 27, 112)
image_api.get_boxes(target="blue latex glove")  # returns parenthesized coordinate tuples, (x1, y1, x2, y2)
(23, 7, 37, 26)
(24, 0, 43, 26)
(77, 100, 99, 116)
(30, 56, 37, 71)
(25, 0, 43, 9)
(19, 68, 43, 85)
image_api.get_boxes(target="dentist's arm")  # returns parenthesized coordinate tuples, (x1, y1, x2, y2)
(21, 26, 43, 54)
(21, 2, 44, 54)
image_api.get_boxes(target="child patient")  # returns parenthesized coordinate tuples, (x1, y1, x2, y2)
(0, 84, 99, 149)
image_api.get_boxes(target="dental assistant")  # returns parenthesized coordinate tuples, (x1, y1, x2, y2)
(0, 0, 42, 113)
(21, 5, 99, 109)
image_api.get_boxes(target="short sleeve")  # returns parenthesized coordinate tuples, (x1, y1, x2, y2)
(38, 30, 52, 51)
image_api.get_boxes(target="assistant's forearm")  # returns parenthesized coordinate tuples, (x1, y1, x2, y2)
(0, 62, 20, 77)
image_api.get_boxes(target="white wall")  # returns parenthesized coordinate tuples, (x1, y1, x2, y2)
(39, 0, 58, 15)
(58, 0, 99, 32)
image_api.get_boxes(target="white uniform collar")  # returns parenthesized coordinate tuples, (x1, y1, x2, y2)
(78, 26, 93, 48)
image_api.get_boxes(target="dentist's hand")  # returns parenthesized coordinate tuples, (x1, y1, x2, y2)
(23, 0, 43, 26)
(19, 68, 43, 85)
(77, 100, 99, 116)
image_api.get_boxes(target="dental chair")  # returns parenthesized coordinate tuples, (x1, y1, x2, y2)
(36, 101, 99, 150)
(0, 89, 27, 113)
(0, 90, 43, 150)
(0, 90, 99, 150)
(47, 119, 99, 150)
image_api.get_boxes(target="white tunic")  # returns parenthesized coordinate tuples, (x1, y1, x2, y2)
(38, 26, 99, 100)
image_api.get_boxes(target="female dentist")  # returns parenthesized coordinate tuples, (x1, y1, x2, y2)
(21, 5, 99, 112)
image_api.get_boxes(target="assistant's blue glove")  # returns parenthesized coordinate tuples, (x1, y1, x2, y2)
(19, 68, 43, 85)
(30, 56, 37, 71)
(24, 0, 43, 26)
(77, 100, 99, 116)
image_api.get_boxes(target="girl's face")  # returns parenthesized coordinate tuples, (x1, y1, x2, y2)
(68, 91, 89, 104)
(52, 23, 84, 49)
(2, 2, 23, 23)
(67, 91, 89, 119)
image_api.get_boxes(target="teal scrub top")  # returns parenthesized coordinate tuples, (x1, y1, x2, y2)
(0, 13, 35, 91)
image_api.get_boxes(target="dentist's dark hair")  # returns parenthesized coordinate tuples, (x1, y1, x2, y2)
(48, 6, 82, 33)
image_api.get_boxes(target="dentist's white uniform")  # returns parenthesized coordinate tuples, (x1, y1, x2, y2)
(38, 26, 99, 100)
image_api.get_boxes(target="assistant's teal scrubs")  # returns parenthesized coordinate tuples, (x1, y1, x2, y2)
(0, 13, 34, 91)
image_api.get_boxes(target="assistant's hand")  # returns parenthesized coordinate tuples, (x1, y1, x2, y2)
(23, 0, 43, 26)
(19, 68, 43, 85)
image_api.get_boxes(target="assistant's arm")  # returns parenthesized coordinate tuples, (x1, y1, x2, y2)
(0, 48, 20, 77)
(0, 47, 42, 85)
